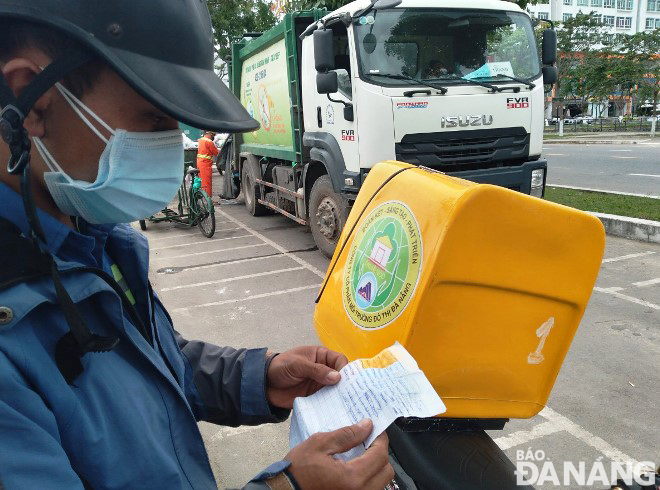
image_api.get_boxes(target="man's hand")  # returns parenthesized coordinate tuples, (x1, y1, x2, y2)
(285, 419, 394, 490)
(266, 346, 348, 409)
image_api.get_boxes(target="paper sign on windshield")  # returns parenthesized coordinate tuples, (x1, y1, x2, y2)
(463, 61, 515, 80)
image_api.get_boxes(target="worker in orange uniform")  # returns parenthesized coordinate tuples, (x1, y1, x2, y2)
(196, 131, 219, 196)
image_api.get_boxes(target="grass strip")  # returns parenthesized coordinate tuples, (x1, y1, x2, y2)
(545, 187, 660, 222)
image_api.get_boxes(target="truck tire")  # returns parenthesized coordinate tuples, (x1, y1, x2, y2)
(309, 174, 349, 259)
(241, 155, 268, 216)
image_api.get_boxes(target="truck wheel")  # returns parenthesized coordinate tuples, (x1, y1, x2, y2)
(138, 219, 147, 231)
(309, 175, 349, 259)
(241, 155, 268, 216)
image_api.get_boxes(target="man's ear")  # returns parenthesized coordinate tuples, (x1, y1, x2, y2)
(2, 58, 53, 139)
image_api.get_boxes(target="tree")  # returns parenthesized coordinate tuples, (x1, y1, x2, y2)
(554, 12, 624, 118)
(207, 0, 277, 79)
(614, 31, 660, 117)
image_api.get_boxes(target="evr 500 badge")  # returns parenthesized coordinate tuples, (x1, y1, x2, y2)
(507, 97, 529, 109)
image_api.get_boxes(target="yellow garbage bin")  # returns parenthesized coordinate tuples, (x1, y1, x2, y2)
(315, 161, 605, 419)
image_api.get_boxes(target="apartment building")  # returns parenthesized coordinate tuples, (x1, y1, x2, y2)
(529, 0, 660, 36)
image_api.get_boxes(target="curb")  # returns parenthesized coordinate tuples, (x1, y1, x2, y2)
(591, 213, 660, 244)
(543, 139, 647, 145)
(545, 185, 660, 244)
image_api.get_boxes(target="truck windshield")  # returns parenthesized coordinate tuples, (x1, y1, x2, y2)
(355, 9, 540, 87)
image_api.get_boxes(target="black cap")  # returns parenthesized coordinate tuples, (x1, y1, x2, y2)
(0, 0, 259, 133)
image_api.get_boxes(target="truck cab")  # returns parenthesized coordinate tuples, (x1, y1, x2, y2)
(230, 0, 557, 257)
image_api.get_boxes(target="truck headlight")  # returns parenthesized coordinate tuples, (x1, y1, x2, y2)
(530, 169, 545, 198)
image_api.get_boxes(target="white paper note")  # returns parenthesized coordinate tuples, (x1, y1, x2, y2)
(289, 343, 446, 460)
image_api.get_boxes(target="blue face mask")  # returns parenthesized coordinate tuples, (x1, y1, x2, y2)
(33, 82, 183, 224)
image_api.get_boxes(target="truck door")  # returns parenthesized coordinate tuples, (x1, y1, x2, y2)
(308, 22, 359, 172)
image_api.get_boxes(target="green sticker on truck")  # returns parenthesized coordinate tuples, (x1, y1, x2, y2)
(240, 39, 293, 149)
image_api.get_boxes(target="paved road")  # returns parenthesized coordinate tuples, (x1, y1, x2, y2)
(143, 171, 659, 489)
(545, 143, 660, 196)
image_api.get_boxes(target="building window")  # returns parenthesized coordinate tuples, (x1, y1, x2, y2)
(648, 0, 657, 11)
(616, 0, 633, 10)
(603, 33, 615, 43)
(616, 16, 632, 27)
(592, 13, 603, 22)
(604, 14, 616, 24)
(563, 13, 574, 21)
(564, 0, 573, 4)
(646, 17, 656, 27)
(591, 0, 603, 6)
(578, 0, 589, 5)
(538, 11, 549, 19)
(604, 0, 615, 6)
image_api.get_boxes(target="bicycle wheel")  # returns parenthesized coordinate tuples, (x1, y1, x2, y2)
(194, 189, 216, 238)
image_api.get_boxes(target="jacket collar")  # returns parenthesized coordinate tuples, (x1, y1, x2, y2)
(0, 181, 114, 268)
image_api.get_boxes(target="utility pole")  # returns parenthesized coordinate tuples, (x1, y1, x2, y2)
(550, 0, 561, 23)
(550, 0, 564, 136)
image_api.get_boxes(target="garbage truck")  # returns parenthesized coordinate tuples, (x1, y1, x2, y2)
(227, 0, 558, 257)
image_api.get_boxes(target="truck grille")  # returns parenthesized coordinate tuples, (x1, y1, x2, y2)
(395, 127, 530, 173)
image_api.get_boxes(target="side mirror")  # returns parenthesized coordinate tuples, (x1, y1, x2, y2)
(542, 66, 558, 86)
(314, 29, 335, 72)
(317, 71, 338, 94)
(373, 0, 402, 9)
(542, 29, 557, 66)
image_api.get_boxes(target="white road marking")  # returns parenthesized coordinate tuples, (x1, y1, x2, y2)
(159, 267, 305, 292)
(597, 286, 625, 293)
(546, 153, 565, 156)
(594, 287, 660, 310)
(147, 228, 242, 241)
(539, 407, 651, 477)
(602, 251, 656, 263)
(493, 420, 564, 450)
(629, 173, 660, 178)
(171, 284, 322, 312)
(547, 185, 660, 199)
(610, 149, 633, 152)
(632, 277, 660, 288)
(220, 210, 327, 279)
(173, 254, 284, 272)
(150, 234, 253, 251)
(153, 243, 269, 261)
(612, 156, 639, 159)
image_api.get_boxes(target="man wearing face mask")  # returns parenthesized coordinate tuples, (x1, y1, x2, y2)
(0, 2, 393, 490)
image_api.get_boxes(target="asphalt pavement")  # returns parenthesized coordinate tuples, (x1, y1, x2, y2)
(545, 143, 660, 196)
(143, 171, 659, 489)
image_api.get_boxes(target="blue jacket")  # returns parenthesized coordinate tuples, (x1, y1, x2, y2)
(0, 183, 289, 489)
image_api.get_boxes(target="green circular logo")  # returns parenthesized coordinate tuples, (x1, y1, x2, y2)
(343, 201, 423, 330)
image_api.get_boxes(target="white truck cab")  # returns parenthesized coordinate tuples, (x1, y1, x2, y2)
(230, 0, 558, 257)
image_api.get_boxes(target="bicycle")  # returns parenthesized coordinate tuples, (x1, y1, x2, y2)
(139, 166, 216, 238)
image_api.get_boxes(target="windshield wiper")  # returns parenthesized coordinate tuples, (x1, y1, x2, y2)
(434, 74, 501, 93)
(474, 74, 535, 90)
(370, 73, 448, 95)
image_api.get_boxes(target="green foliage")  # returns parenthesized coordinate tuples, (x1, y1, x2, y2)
(207, 0, 277, 76)
(556, 12, 660, 116)
(545, 187, 660, 222)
